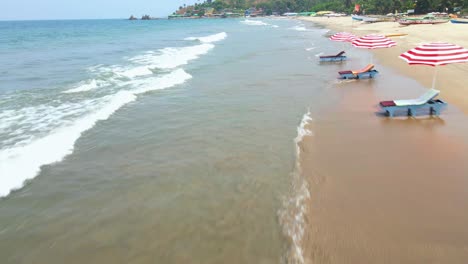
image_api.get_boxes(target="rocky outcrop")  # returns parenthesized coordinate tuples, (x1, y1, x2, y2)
(129, 15, 137, 20)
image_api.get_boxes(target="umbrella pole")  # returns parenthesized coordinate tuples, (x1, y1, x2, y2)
(432, 66, 438, 89)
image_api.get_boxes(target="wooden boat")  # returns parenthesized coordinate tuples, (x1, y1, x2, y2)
(362, 16, 394, 23)
(352, 15, 365, 21)
(450, 19, 468, 24)
(398, 15, 449, 25)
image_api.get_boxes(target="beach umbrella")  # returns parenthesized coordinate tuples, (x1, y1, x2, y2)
(351, 34, 396, 63)
(329, 32, 356, 42)
(329, 32, 356, 52)
(351, 34, 396, 49)
(399, 42, 468, 88)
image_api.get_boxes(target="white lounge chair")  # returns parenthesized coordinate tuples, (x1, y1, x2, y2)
(379, 89, 447, 117)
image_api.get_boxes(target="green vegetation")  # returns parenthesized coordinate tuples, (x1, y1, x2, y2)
(176, 0, 468, 15)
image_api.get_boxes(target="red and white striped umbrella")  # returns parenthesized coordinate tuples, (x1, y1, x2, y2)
(399, 42, 468, 88)
(351, 34, 396, 49)
(399, 42, 468, 66)
(329, 32, 356, 42)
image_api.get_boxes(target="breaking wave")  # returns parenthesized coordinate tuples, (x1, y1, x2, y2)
(0, 32, 228, 197)
(64, 32, 227, 94)
(185, 32, 227, 43)
(241, 19, 271, 26)
(290, 26, 307, 31)
(0, 69, 192, 198)
(279, 111, 313, 264)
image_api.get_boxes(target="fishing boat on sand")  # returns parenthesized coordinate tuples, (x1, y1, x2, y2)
(398, 14, 449, 25)
(450, 18, 468, 24)
(352, 15, 365, 21)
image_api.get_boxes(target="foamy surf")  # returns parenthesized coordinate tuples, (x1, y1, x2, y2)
(279, 111, 313, 264)
(241, 19, 270, 26)
(184, 32, 227, 43)
(64, 37, 223, 93)
(290, 26, 307, 31)
(0, 69, 192, 198)
(64, 79, 106, 93)
(126, 44, 215, 71)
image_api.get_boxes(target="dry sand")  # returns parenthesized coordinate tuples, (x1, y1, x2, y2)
(296, 16, 468, 263)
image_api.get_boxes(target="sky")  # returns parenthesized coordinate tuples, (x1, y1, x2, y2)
(1, 0, 202, 21)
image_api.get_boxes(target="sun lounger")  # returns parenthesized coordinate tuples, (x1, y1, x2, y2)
(379, 89, 447, 117)
(339, 64, 378, 79)
(320, 51, 347, 62)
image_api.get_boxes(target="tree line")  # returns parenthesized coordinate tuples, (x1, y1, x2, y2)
(186, 0, 468, 15)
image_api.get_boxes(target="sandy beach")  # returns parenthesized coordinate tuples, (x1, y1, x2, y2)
(300, 16, 468, 113)
(297, 16, 468, 263)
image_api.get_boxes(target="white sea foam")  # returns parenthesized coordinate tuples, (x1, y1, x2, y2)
(73, 36, 224, 87)
(63, 79, 106, 93)
(0, 69, 192, 198)
(290, 26, 307, 31)
(241, 19, 270, 26)
(279, 110, 313, 264)
(184, 32, 227, 43)
(271, 25, 279, 28)
(118, 65, 154, 78)
(126, 43, 215, 71)
(305, 47, 316, 51)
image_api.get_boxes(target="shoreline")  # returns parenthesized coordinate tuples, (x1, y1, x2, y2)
(296, 16, 468, 263)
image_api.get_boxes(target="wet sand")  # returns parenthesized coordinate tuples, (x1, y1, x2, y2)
(298, 17, 468, 263)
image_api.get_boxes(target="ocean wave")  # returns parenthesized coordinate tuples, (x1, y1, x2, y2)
(279, 110, 312, 264)
(241, 19, 270, 26)
(126, 43, 215, 71)
(63, 79, 107, 93)
(64, 40, 219, 93)
(184, 32, 227, 43)
(0, 69, 192, 198)
(290, 26, 307, 31)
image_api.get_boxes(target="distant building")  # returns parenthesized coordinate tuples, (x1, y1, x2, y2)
(205, 7, 215, 16)
(245, 7, 264, 17)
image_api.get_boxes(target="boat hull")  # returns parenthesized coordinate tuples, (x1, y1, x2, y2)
(451, 19, 468, 24)
(398, 19, 449, 25)
(352, 15, 364, 21)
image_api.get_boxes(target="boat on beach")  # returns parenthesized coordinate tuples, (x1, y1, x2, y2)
(398, 14, 449, 25)
(362, 16, 395, 23)
(352, 15, 365, 21)
(450, 18, 468, 24)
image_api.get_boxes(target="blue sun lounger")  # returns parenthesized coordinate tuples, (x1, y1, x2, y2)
(320, 51, 347, 62)
(339, 64, 378, 79)
(379, 89, 447, 117)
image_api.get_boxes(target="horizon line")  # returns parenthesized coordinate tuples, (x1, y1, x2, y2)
(0, 17, 169, 22)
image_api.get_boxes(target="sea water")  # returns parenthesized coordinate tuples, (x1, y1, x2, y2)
(0, 18, 353, 263)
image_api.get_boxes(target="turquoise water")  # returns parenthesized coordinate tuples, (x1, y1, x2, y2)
(0, 18, 348, 263)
